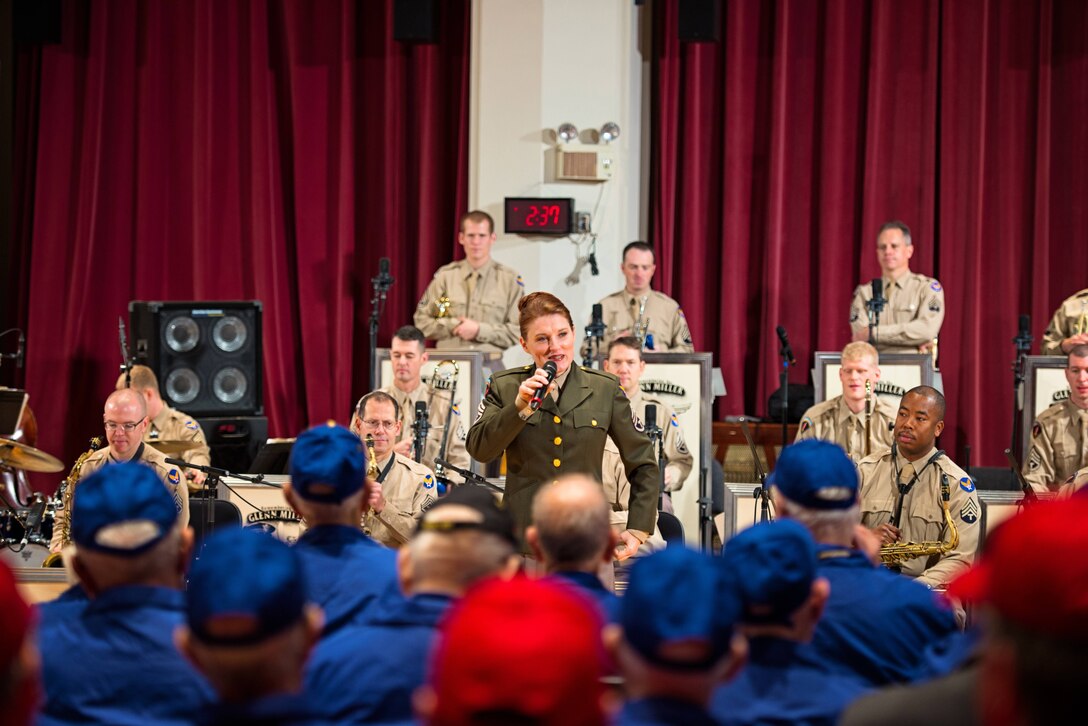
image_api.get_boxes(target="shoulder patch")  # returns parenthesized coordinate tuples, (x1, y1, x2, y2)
(632, 413, 645, 433)
(959, 476, 976, 493)
(678, 308, 686, 320)
(184, 420, 200, 430)
(799, 417, 813, 434)
(850, 309, 860, 323)
(959, 498, 979, 524)
(1027, 449, 1041, 471)
(930, 280, 942, 292)
(928, 299, 941, 313)
(423, 474, 435, 490)
(516, 275, 525, 287)
(451, 403, 461, 416)
(168, 469, 181, 486)
(670, 413, 680, 428)
(1031, 422, 1041, 439)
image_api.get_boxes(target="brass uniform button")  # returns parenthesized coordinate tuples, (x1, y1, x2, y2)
(553, 416, 561, 424)
(591, 419, 598, 426)
(553, 436, 562, 445)
(553, 458, 561, 468)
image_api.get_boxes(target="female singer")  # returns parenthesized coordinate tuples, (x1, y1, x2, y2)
(467, 291, 659, 559)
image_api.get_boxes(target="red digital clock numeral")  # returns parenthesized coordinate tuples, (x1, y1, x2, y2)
(524, 205, 561, 227)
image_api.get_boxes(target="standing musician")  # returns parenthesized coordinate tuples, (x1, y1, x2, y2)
(466, 292, 660, 559)
(371, 325, 470, 483)
(413, 210, 525, 370)
(795, 342, 897, 461)
(850, 221, 945, 354)
(1041, 288, 1088, 355)
(857, 386, 979, 589)
(601, 335, 692, 525)
(116, 365, 210, 492)
(49, 388, 188, 554)
(581, 241, 693, 356)
(349, 391, 437, 547)
(1022, 344, 1088, 492)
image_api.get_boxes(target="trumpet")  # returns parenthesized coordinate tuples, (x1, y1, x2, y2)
(880, 473, 959, 565)
(433, 295, 452, 319)
(864, 380, 872, 457)
(634, 295, 650, 349)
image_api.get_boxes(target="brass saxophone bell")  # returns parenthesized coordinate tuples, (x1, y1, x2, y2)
(434, 296, 452, 319)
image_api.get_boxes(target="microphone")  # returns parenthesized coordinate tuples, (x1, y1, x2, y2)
(776, 325, 796, 366)
(528, 360, 558, 412)
(164, 457, 189, 468)
(869, 278, 886, 315)
(414, 400, 428, 422)
(15, 331, 24, 368)
(645, 403, 657, 429)
(591, 303, 603, 330)
(379, 257, 393, 282)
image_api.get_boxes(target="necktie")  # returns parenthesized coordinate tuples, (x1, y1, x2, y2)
(466, 272, 477, 302)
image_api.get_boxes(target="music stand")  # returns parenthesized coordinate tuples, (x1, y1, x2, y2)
(248, 438, 296, 476)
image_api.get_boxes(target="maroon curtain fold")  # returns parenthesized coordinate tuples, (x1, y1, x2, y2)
(652, 0, 1088, 466)
(12, 0, 470, 482)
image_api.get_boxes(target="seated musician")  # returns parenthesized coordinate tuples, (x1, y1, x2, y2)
(49, 388, 188, 554)
(1022, 344, 1088, 492)
(796, 341, 897, 461)
(857, 386, 980, 590)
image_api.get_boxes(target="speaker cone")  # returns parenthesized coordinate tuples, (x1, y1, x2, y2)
(165, 368, 201, 405)
(212, 316, 248, 353)
(164, 316, 200, 353)
(213, 367, 248, 405)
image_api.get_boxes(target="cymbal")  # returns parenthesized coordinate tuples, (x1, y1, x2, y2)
(147, 439, 200, 455)
(0, 438, 64, 474)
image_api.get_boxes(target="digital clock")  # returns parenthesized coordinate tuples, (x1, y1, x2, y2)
(504, 197, 574, 235)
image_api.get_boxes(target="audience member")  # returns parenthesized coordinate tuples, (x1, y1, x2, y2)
(605, 546, 745, 725)
(414, 576, 610, 726)
(37, 463, 213, 725)
(305, 486, 519, 723)
(527, 474, 620, 618)
(177, 526, 325, 725)
(0, 560, 39, 726)
(285, 423, 398, 634)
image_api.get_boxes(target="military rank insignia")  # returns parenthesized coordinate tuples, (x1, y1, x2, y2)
(960, 498, 979, 524)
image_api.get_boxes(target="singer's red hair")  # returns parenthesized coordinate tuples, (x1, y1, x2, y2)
(518, 292, 574, 340)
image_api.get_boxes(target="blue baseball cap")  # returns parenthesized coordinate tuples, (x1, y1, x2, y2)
(621, 546, 742, 671)
(289, 422, 367, 503)
(71, 462, 179, 556)
(768, 439, 859, 510)
(722, 519, 818, 625)
(186, 526, 308, 646)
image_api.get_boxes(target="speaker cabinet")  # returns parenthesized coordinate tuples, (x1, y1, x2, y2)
(394, 0, 438, 43)
(196, 416, 269, 475)
(679, 0, 721, 43)
(130, 301, 263, 417)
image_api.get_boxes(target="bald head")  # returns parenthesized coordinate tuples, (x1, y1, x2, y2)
(106, 387, 148, 419)
(529, 475, 613, 572)
(103, 388, 149, 460)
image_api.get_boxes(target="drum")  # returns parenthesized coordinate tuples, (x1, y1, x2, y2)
(1, 541, 50, 568)
(0, 503, 55, 568)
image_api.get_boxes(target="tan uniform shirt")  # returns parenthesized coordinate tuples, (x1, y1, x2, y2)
(380, 383, 470, 484)
(796, 395, 898, 462)
(1041, 288, 1088, 355)
(602, 390, 693, 505)
(146, 405, 211, 494)
(1023, 399, 1088, 492)
(583, 289, 694, 357)
(850, 271, 945, 352)
(51, 443, 190, 551)
(413, 258, 524, 359)
(364, 452, 436, 548)
(858, 447, 980, 588)
(1060, 466, 1088, 497)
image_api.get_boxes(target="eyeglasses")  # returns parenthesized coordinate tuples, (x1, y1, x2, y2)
(361, 419, 397, 431)
(104, 420, 144, 432)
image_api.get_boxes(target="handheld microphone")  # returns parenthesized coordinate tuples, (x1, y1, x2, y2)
(775, 325, 796, 366)
(528, 360, 558, 411)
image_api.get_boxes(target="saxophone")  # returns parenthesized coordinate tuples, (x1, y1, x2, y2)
(42, 437, 103, 567)
(879, 473, 959, 566)
(363, 435, 408, 546)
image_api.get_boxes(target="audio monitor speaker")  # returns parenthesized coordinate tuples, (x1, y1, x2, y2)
(196, 416, 269, 474)
(130, 301, 263, 417)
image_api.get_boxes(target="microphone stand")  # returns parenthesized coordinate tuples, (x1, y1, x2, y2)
(740, 417, 772, 522)
(118, 317, 133, 387)
(1010, 318, 1033, 457)
(1004, 448, 1039, 510)
(434, 458, 504, 494)
(583, 313, 606, 368)
(865, 287, 886, 346)
(412, 407, 431, 464)
(368, 264, 394, 391)
(165, 458, 267, 557)
(777, 340, 792, 449)
(645, 417, 666, 510)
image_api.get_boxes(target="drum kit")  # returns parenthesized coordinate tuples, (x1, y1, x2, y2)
(0, 436, 198, 568)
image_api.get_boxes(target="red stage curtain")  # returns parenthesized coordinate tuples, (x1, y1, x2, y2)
(10, 0, 470, 474)
(652, 0, 1088, 465)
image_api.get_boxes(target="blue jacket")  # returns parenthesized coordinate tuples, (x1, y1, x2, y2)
(620, 696, 719, 725)
(293, 524, 399, 633)
(197, 692, 332, 725)
(713, 546, 958, 725)
(549, 570, 620, 622)
(38, 585, 215, 725)
(305, 590, 455, 723)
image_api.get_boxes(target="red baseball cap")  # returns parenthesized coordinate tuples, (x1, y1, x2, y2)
(0, 560, 33, 667)
(426, 575, 608, 726)
(948, 497, 1088, 638)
